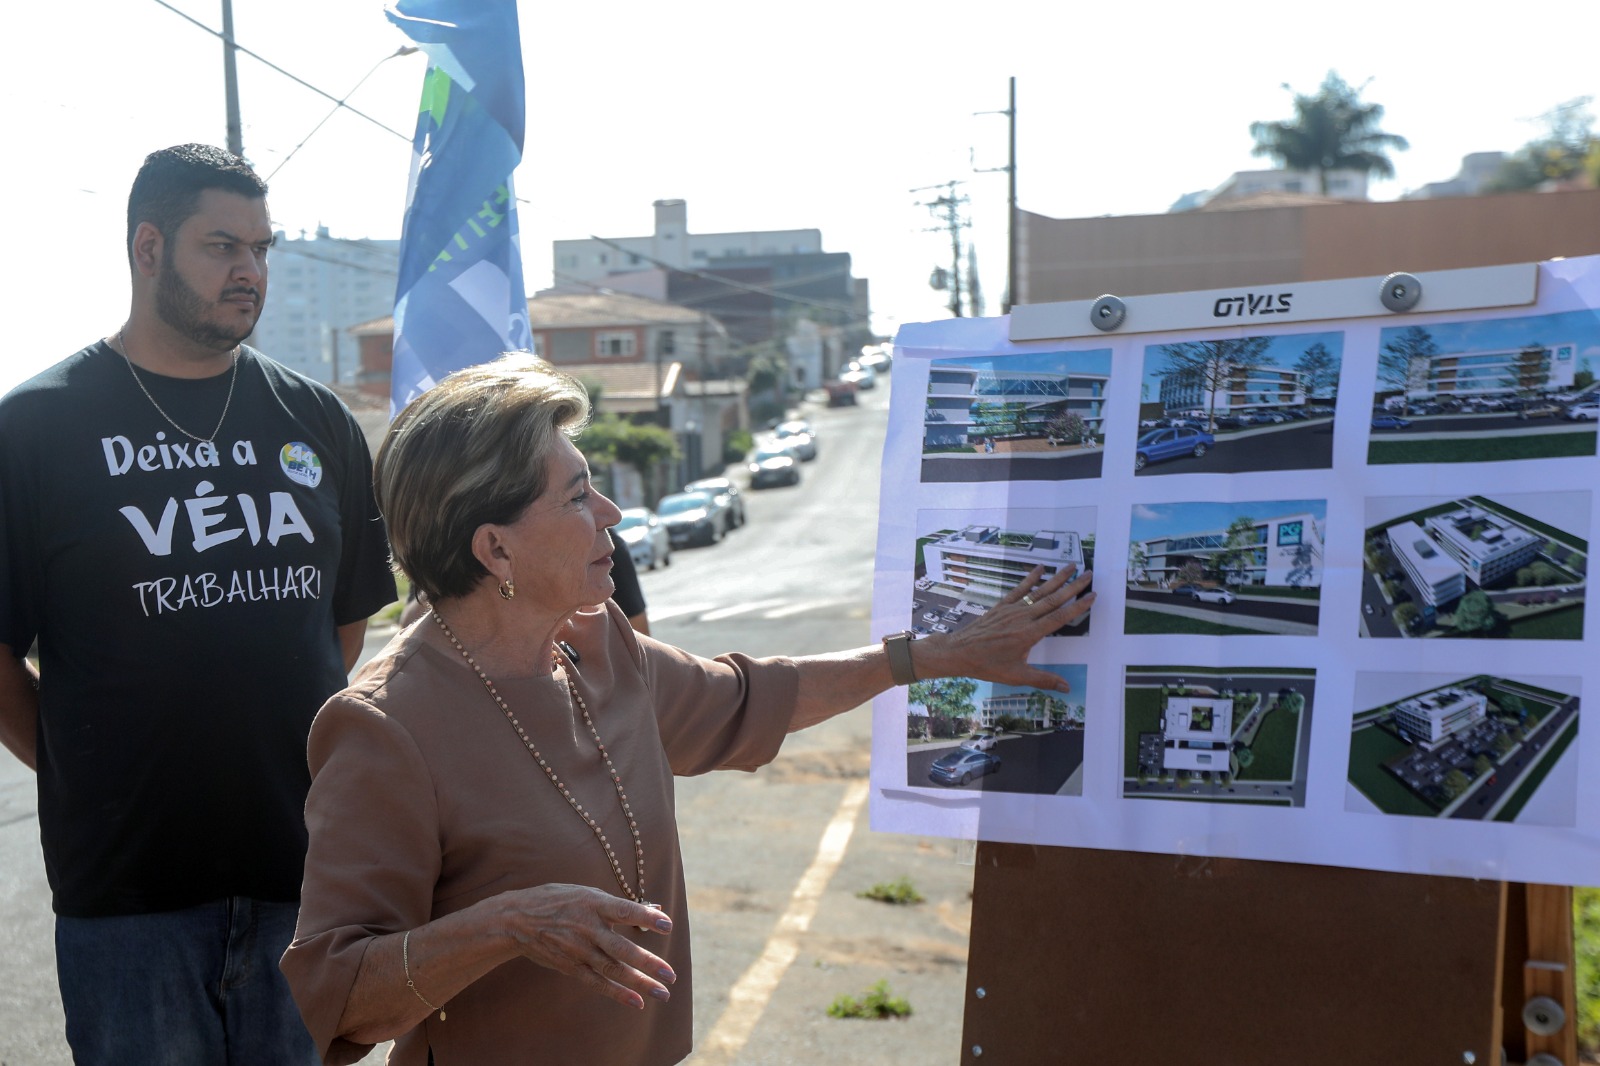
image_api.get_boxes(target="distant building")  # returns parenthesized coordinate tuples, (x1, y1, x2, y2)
(1403, 152, 1507, 200)
(923, 363, 1108, 447)
(1135, 512, 1322, 588)
(253, 226, 399, 384)
(924, 526, 1083, 606)
(1158, 361, 1305, 416)
(1424, 505, 1544, 585)
(1169, 168, 1369, 213)
(1161, 696, 1235, 771)
(1386, 520, 1468, 611)
(1401, 342, 1578, 402)
(1391, 687, 1488, 749)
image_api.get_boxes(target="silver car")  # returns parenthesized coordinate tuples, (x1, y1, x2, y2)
(614, 507, 671, 570)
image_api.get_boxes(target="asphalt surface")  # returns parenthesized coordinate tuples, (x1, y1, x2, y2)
(1135, 419, 1335, 476)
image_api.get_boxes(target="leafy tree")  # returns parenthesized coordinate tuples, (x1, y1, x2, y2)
(1485, 97, 1597, 192)
(1497, 693, 1527, 721)
(1250, 71, 1409, 195)
(1216, 516, 1261, 584)
(1529, 561, 1562, 586)
(1474, 754, 1494, 777)
(1494, 732, 1517, 757)
(1575, 366, 1595, 391)
(907, 678, 978, 738)
(1128, 541, 1149, 585)
(1047, 410, 1088, 445)
(1177, 560, 1206, 586)
(1378, 325, 1437, 395)
(1392, 601, 1420, 632)
(1294, 341, 1338, 398)
(1441, 769, 1471, 801)
(577, 414, 680, 504)
(1452, 589, 1502, 634)
(1152, 337, 1274, 431)
(971, 401, 1027, 438)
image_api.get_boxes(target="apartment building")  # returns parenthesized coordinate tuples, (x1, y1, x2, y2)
(1158, 361, 1305, 416)
(924, 526, 1083, 605)
(1135, 512, 1322, 588)
(1423, 505, 1544, 585)
(1391, 687, 1488, 749)
(924, 362, 1109, 447)
(252, 226, 400, 384)
(1162, 696, 1235, 772)
(1386, 520, 1468, 611)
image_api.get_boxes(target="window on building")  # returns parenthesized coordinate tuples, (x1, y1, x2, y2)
(559, 254, 579, 269)
(598, 253, 609, 265)
(629, 254, 642, 265)
(692, 250, 707, 260)
(596, 331, 635, 357)
(658, 331, 676, 356)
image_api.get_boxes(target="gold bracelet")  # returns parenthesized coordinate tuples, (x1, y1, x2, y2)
(403, 930, 446, 1021)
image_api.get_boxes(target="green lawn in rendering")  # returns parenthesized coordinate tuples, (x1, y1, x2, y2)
(1504, 604, 1586, 640)
(1123, 608, 1265, 636)
(1496, 718, 1579, 823)
(1347, 724, 1439, 817)
(1368, 432, 1596, 465)
(1123, 687, 1164, 775)
(1235, 705, 1299, 781)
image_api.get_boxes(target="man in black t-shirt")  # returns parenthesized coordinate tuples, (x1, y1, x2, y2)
(0, 145, 396, 1064)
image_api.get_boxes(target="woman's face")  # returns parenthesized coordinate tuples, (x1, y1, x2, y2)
(498, 436, 623, 614)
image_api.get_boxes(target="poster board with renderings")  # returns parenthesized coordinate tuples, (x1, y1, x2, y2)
(870, 256, 1600, 887)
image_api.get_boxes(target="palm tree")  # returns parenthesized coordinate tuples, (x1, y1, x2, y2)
(1250, 71, 1408, 195)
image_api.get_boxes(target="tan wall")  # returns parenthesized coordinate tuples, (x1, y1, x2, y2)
(1019, 189, 1600, 304)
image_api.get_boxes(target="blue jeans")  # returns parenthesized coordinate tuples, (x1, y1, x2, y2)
(56, 897, 317, 1066)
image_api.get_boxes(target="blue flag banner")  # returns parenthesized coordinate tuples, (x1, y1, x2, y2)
(386, 0, 531, 415)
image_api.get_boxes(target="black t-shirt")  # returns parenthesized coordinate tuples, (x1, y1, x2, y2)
(0, 343, 396, 916)
(607, 527, 646, 618)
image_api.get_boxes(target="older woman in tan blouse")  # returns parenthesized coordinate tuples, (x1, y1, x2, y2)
(280, 355, 1094, 1065)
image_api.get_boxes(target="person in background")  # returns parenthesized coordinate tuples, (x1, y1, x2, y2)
(0, 144, 396, 1064)
(281, 354, 1093, 1064)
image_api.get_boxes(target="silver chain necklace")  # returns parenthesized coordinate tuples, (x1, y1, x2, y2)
(431, 610, 655, 909)
(114, 331, 240, 445)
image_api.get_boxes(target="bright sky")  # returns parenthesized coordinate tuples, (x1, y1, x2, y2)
(7, 0, 1599, 395)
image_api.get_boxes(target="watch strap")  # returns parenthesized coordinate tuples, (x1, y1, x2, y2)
(882, 630, 917, 685)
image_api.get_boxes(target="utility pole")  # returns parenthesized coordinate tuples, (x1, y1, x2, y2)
(221, 0, 243, 157)
(913, 180, 971, 317)
(975, 77, 1017, 312)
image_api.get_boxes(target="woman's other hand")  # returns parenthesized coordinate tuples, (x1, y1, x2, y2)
(917, 564, 1094, 691)
(494, 884, 675, 1010)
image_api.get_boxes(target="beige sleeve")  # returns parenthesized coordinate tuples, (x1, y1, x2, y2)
(280, 694, 442, 1065)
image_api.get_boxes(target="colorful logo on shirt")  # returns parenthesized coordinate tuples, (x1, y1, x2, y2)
(279, 442, 323, 488)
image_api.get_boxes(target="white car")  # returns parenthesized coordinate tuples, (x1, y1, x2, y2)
(614, 508, 671, 570)
(1565, 402, 1600, 421)
(960, 733, 998, 752)
(840, 362, 877, 390)
(772, 420, 818, 461)
(1191, 588, 1235, 604)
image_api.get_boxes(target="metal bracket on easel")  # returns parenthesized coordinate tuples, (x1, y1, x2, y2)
(1008, 262, 1540, 342)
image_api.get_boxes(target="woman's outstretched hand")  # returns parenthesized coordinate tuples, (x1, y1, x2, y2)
(495, 884, 675, 1010)
(917, 564, 1094, 691)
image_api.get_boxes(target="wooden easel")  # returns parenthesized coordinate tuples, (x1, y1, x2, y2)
(961, 845, 1578, 1064)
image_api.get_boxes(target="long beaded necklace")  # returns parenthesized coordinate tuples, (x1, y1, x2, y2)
(115, 330, 240, 445)
(431, 610, 656, 910)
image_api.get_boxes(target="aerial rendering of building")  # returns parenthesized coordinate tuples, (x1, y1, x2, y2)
(1161, 696, 1235, 771)
(1423, 505, 1544, 584)
(1158, 361, 1305, 416)
(1390, 687, 1488, 749)
(1386, 520, 1469, 610)
(1134, 512, 1322, 587)
(924, 363, 1108, 448)
(924, 526, 1083, 605)
(1401, 342, 1578, 402)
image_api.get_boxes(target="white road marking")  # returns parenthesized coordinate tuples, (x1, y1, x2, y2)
(698, 599, 789, 622)
(763, 599, 839, 619)
(697, 778, 871, 1061)
(646, 602, 719, 622)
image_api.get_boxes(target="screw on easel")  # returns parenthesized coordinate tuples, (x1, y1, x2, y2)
(971, 1046, 983, 1057)
(974, 987, 986, 998)
(1379, 271, 1422, 312)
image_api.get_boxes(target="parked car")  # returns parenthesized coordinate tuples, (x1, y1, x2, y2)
(655, 490, 728, 547)
(772, 420, 818, 461)
(928, 748, 1001, 786)
(747, 443, 801, 488)
(960, 732, 999, 752)
(1564, 401, 1600, 421)
(1371, 415, 1411, 429)
(613, 507, 671, 570)
(1518, 402, 1562, 420)
(683, 476, 746, 527)
(1191, 588, 1235, 604)
(1134, 426, 1215, 471)
(857, 347, 892, 372)
(840, 361, 877, 390)
(823, 378, 858, 407)
(1169, 583, 1203, 595)
(930, 622, 950, 633)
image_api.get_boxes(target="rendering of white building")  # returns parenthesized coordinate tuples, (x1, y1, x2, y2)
(1391, 687, 1488, 749)
(1386, 520, 1468, 610)
(1158, 361, 1304, 416)
(925, 526, 1083, 606)
(1402, 342, 1578, 402)
(1161, 696, 1234, 771)
(1423, 505, 1544, 585)
(1134, 512, 1322, 588)
(924, 363, 1108, 447)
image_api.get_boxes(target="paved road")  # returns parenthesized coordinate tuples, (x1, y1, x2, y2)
(907, 731, 1085, 796)
(1126, 588, 1320, 634)
(921, 447, 1103, 483)
(1136, 420, 1334, 476)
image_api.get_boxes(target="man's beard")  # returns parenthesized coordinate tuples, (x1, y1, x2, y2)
(155, 252, 260, 350)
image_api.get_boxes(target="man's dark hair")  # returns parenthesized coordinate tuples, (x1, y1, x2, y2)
(126, 144, 268, 263)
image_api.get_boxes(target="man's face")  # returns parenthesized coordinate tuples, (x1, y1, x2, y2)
(154, 188, 272, 350)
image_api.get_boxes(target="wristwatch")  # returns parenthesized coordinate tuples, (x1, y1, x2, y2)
(882, 630, 918, 686)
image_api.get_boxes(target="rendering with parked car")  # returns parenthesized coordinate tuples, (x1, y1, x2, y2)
(927, 748, 1001, 787)
(1134, 425, 1215, 471)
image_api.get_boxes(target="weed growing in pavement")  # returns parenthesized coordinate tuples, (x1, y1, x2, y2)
(857, 877, 925, 905)
(827, 980, 913, 1020)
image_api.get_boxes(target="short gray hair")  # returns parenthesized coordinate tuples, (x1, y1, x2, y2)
(376, 354, 592, 602)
